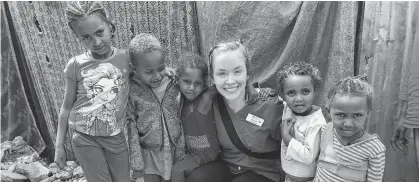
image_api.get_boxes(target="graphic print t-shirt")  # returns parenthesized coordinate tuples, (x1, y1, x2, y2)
(64, 48, 130, 136)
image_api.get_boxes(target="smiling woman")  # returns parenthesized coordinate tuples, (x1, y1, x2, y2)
(185, 41, 285, 182)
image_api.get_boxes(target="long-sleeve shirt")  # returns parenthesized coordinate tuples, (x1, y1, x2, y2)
(126, 75, 185, 180)
(314, 123, 386, 182)
(281, 103, 326, 178)
(180, 90, 220, 167)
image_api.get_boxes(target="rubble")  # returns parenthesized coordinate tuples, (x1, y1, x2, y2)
(1, 136, 85, 181)
(14, 161, 51, 182)
(1, 170, 28, 182)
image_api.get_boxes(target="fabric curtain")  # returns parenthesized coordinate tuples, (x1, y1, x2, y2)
(360, 2, 419, 182)
(6, 1, 200, 161)
(1, 3, 45, 154)
(196, 1, 358, 112)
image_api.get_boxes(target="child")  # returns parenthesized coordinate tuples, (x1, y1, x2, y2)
(126, 33, 185, 182)
(54, 2, 130, 182)
(170, 52, 220, 182)
(314, 75, 386, 182)
(278, 62, 327, 182)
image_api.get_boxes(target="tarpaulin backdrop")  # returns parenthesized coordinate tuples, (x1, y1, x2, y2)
(5, 1, 200, 161)
(4, 1, 358, 159)
(196, 1, 357, 113)
(1, 3, 45, 154)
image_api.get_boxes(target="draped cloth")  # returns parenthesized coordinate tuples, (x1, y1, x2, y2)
(196, 1, 358, 110)
(6, 1, 200, 160)
(360, 2, 419, 182)
(1, 4, 45, 154)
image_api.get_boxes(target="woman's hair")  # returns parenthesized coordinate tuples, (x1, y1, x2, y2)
(81, 63, 123, 98)
(277, 62, 322, 93)
(208, 40, 251, 76)
(128, 33, 164, 66)
(176, 52, 208, 85)
(327, 74, 374, 111)
(65, 1, 115, 33)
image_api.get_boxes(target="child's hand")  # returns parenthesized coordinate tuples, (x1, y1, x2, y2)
(390, 119, 409, 151)
(281, 119, 295, 135)
(54, 145, 67, 170)
(281, 119, 295, 146)
(165, 67, 178, 83)
(259, 88, 277, 101)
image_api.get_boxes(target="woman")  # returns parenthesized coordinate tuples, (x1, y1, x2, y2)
(185, 41, 285, 182)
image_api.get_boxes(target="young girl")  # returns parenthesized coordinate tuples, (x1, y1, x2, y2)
(278, 62, 327, 182)
(54, 2, 130, 182)
(126, 33, 184, 182)
(171, 52, 275, 182)
(314, 75, 386, 182)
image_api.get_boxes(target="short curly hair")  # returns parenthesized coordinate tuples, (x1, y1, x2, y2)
(128, 33, 164, 65)
(327, 74, 374, 111)
(277, 62, 322, 93)
(176, 52, 208, 85)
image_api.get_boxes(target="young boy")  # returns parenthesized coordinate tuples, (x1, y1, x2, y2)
(126, 33, 185, 182)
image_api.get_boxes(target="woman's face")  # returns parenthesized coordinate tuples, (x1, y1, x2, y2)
(92, 77, 118, 104)
(212, 49, 247, 102)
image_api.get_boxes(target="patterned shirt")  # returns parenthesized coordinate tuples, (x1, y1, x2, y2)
(314, 123, 386, 182)
(64, 48, 130, 136)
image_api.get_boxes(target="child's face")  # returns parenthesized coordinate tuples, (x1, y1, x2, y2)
(71, 14, 112, 57)
(330, 94, 369, 138)
(212, 50, 247, 102)
(132, 50, 166, 88)
(283, 75, 315, 113)
(179, 68, 205, 101)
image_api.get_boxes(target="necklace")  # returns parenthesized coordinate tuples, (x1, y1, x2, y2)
(293, 105, 313, 116)
(189, 103, 195, 113)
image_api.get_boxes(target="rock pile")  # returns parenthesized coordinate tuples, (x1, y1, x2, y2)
(1, 136, 86, 182)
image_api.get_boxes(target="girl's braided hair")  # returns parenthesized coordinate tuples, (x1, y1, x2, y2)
(65, 1, 115, 33)
(327, 74, 374, 111)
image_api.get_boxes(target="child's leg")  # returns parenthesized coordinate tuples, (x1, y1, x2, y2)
(71, 131, 112, 182)
(99, 132, 130, 182)
(171, 155, 198, 182)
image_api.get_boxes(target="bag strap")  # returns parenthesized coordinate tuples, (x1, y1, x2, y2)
(216, 94, 280, 159)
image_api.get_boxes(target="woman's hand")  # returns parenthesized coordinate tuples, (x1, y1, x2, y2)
(259, 88, 278, 101)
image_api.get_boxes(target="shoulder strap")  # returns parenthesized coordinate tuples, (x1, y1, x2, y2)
(216, 94, 280, 159)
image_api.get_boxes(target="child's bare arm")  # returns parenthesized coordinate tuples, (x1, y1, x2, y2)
(126, 100, 145, 179)
(55, 77, 77, 169)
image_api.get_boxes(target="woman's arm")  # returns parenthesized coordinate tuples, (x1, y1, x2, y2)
(54, 77, 77, 169)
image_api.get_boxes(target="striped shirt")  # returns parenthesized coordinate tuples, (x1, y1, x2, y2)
(314, 124, 386, 182)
